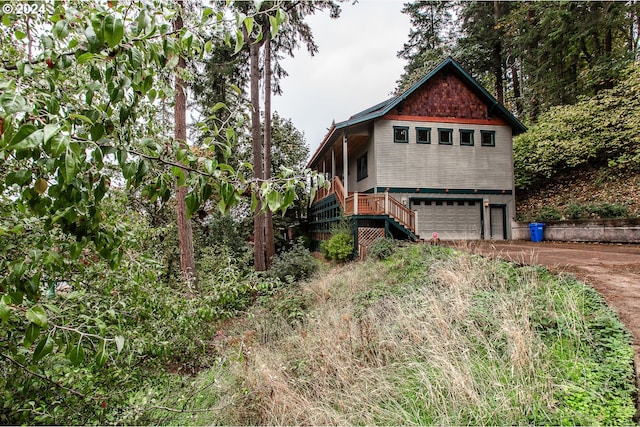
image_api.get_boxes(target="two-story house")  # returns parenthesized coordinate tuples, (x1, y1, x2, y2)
(308, 57, 526, 254)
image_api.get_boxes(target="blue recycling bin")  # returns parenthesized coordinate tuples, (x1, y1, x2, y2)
(529, 222, 544, 242)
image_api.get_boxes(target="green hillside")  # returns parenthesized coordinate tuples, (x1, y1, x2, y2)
(152, 244, 636, 426)
(514, 62, 640, 222)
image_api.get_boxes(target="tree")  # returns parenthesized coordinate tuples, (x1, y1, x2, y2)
(264, 32, 276, 265)
(173, 0, 197, 286)
(233, 0, 339, 270)
(244, 19, 268, 271)
(0, 0, 303, 402)
(396, 1, 453, 92)
(398, 1, 640, 121)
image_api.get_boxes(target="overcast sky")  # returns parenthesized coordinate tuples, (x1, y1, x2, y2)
(271, 0, 411, 158)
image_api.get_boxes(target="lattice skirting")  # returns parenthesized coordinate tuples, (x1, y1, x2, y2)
(358, 227, 385, 259)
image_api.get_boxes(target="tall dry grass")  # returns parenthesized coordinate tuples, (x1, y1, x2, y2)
(158, 244, 636, 426)
(221, 245, 561, 425)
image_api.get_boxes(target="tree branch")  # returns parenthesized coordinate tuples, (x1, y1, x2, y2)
(0, 351, 89, 399)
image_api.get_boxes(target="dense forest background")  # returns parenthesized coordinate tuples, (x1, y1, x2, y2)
(1, 1, 639, 424)
(397, 1, 640, 220)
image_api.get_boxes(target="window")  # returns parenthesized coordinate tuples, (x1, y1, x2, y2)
(416, 127, 431, 144)
(393, 126, 409, 143)
(460, 129, 474, 146)
(481, 130, 496, 147)
(438, 128, 453, 145)
(357, 152, 368, 181)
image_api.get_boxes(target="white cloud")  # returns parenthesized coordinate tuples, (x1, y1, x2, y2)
(272, 0, 410, 156)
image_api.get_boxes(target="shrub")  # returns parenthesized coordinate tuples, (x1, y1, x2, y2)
(565, 202, 589, 220)
(564, 202, 630, 220)
(590, 202, 629, 219)
(368, 238, 397, 260)
(320, 219, 354, 262)
(269, 239, 319, 282)
(321, 232, 353, 261)
(535, 206, 562, 222)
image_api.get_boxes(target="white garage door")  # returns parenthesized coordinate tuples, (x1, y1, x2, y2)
(414, 200, 482, 240)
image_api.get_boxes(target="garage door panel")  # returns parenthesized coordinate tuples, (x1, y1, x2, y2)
(415, 200, 482, 240)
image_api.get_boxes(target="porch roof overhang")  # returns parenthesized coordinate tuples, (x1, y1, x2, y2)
(307, 56, 527, 170)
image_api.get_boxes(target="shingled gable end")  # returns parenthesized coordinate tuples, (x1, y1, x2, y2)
(308, 57, 526, 255)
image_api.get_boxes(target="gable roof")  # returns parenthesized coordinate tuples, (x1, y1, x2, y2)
(308, 57, 527, 167)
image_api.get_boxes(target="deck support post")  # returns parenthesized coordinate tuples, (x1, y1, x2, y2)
(353, 218, 359, 258)
(354, 192, 358, 215)
(384, 192, 389, 214)
(331, 148, 336, 180)
(342, 132, 348, 205)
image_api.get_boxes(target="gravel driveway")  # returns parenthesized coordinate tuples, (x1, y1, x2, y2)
(454, 240, 640, 408)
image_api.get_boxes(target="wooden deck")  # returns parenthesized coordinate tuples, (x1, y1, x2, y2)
(314, 177, 416, 234)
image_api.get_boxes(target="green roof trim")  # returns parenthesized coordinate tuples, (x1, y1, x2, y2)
(309, 57, 527, 167)
(335, 57, 526, 133)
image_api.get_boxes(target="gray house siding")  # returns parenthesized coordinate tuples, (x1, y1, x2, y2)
(347, 137, 377, 193)
(370, 118, 515, 240)
(373, 119, 514, 190)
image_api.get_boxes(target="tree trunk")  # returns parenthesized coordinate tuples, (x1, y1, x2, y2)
(493, 0, 504, 104)
(174, 1, 197, 286)
(248, 30, 266, 272)
(511, 60, 522, 116)
(264, 34, 276, 268)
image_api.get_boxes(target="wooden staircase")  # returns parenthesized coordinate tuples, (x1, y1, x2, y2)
(310, 177, 418, 255)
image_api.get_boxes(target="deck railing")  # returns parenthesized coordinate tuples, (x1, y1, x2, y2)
(345, 192, 415, 233)
(312, 176, 416, 233)
(314, 176, 345, 209)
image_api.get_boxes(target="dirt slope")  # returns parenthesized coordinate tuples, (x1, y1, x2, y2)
(517, 169, 640, 221)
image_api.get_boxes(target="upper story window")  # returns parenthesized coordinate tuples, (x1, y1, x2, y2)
(393, 126, 409, 143)
(416, 127, 431, 144)
(438, 128, 453, 145)
(480, 130, 496, 146)
(460, 129, 474, 146)
(357, 152, 368, 181)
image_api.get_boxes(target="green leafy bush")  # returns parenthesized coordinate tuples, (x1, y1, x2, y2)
(565, 202, 589, 220)
(590, 202, 629, 219)
(321, 232, 353, 261)
(514, 62, 640, 191)
(368, 238, 397, 260)
(269, 239, 319, 283)
(565, 202, 630, 220)
(535, 206, 562, 222)
(320, 219, 354, 262)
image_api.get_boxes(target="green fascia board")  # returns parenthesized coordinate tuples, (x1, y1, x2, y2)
(377, 187, 513, 195)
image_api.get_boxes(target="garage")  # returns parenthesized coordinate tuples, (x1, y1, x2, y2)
(413, 199, 483, 240)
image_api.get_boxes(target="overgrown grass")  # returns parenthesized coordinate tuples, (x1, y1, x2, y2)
(152, 244, 637, 425)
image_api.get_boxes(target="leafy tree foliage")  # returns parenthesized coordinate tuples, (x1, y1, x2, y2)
(514, 62, 640, 190)
(0, 1, 327, 422)
(396, 0, 453, 92)
(397, 1, 640, 122)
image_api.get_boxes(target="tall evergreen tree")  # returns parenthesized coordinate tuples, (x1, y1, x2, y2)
(396, 1, 452, 92)
(173, 0, 197, 285)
